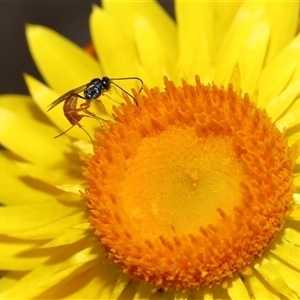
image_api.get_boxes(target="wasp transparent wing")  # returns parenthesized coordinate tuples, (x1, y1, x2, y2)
(47, 83, 89, 111)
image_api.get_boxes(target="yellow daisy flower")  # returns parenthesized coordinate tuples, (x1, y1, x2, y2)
(1, 1, 300, 299)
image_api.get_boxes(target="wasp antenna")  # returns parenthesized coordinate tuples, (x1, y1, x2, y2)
(111, 81, 139, 106)
(111, 77, 144, 94)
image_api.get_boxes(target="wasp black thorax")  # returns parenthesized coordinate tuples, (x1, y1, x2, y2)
(84, 77, 112, 100)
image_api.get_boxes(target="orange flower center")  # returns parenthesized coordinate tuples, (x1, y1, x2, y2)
(82, 77, 294, 291)
(121, 127, 244, 237)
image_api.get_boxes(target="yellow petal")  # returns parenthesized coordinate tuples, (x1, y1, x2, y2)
(268, 253, 300, 297)
(55, 184, 83, 194)
(71, 139, 94, 155)
(292, 193, 300, 204)
(275, 101, 300, 133)
(288, 136, 300, 162)
(57, 246, 102, 273)
(257, 34, 300, 107)
(39, 257, 99, 288)
(133, 283, 152, 300)
(56, 192, 85, 205)
(0, 201, 79, 236)
(270, 239, 300, 271)
(293, 176, 300, 191)
(288, 203, 300, 220)
(90, 6, 145, 112)
(287, 131, 300, 148)
(186, 34, 211, 84)
(24, 73, 64, 127)
(0, 271, 28, 294)
(119, 280, 140, 299)
(0, 94, 49, 124)
(245, 270, 281, 299)
(227, 274, 250, 299)
(215, 2, 241, 42)
(238, 20, 269, 95)
(162, 290, 176, 299)
(220, 22, 270, 95)
(110, 273, 131, 300)
(174, 289, 192, 300)
(90, 6, 138, 77)
(203, 289, 214, 300)
(255, 257, 296, 299)
(68, 264, 118, 299)
(134, 15, 169, 86)
(266, 78, 300, 121)
(192, 288, 204, 300)
(103, 0, 176, 59)
(11, 211, 87, 240)
(0, 236, 49, 270)
(0, 108, 70, 166)
(36, 263, 119, 299)
(214, 2, 266, 87)
(0, 241, 89, 298)
(14, 162, 83, 187)
(264, 2, 299, 64)
(26, 24, 102, 93)
(211, 286, 229, 300)
(229, 63, 241, 92)
(290, 43, 300, 83)
(175, 2, 214, 81)
(41, 221, 89, 248)
(0, 154, 56, 205)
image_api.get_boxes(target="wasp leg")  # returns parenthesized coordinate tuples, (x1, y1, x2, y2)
(53, 122, 94, 145)
(64, 108, 95, 145)
(54, 125, 75, 138)
(79, 101, 108, 127)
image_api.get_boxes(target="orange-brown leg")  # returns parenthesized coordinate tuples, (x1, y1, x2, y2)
(67, 101, 107, 144)
(61, 100, 94, 143)
(78, 101, 107, 127)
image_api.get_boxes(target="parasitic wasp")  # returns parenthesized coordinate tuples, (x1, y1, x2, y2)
(47, 76, 143, 144)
